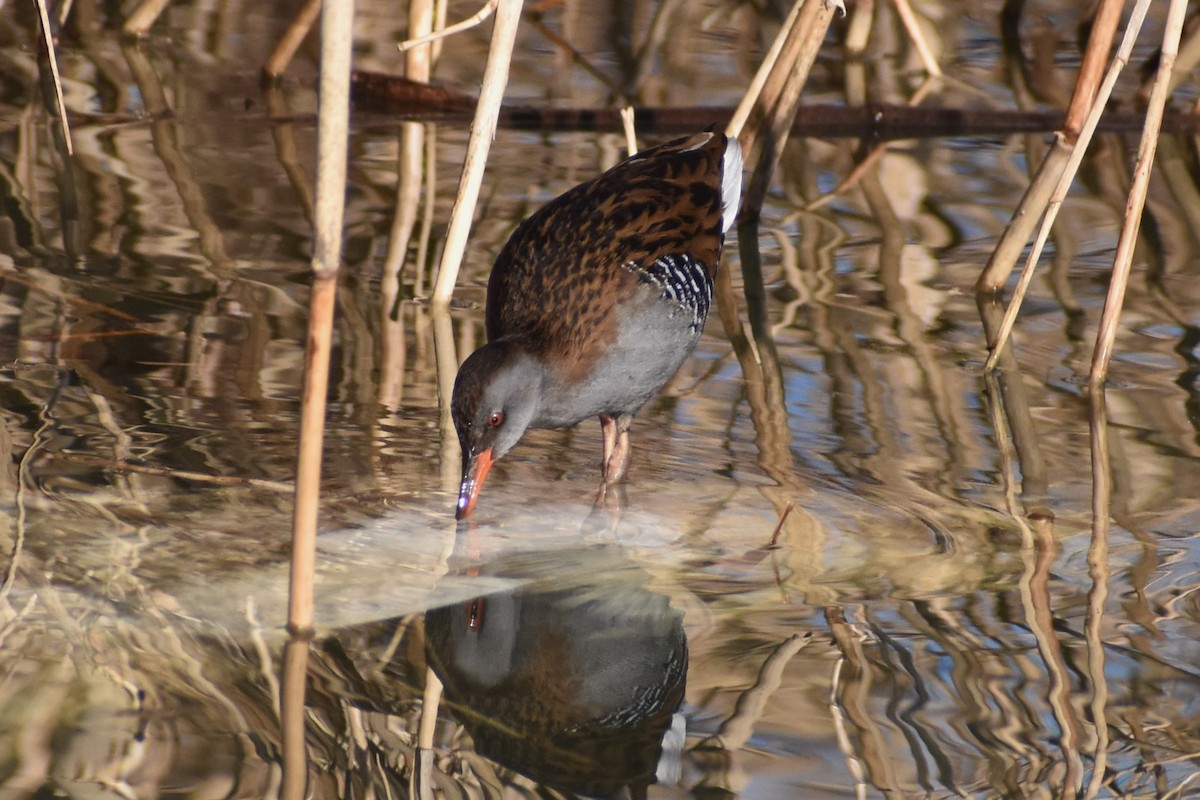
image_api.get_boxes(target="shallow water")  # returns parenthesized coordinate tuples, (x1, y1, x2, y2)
(2, 1, 1200, 798)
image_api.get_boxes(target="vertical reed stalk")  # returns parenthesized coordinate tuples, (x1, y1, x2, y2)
(430, 0, 524, 307)
(983, 0, 1152, 371)
(289, 0, 356, 635)
(1089, 0, 1187, 388)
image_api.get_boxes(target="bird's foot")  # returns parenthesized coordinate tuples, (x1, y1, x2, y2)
(585, 480, 628, 536)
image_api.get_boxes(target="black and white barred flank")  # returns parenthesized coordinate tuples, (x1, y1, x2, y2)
(626, 253, 713, 332)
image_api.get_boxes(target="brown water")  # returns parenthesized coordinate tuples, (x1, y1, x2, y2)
(2, 1, 1199, 798)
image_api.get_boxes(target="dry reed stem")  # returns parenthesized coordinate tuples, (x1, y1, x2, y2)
(289, 0, 355, 635)
(1089, 0, 1187, 389)
(983, 0, 1152, 371)
(738, 0, 845, 219)
(726, 0, 806, 142)
(844, 0, 874, 57)
(976, 0, 1123, 294)
(1141, 7, 1200, 101)
(121, 0, 170, 35)
(717, 0, 841, 512)
(1063, 0, 1125, 137)
(620, 106, 637, 155)
(430, 0, 524, 308)
(889, 0, 942, 77)
(398, 0, 498, 53)
(432, 309, 460, 494)
(380, 0, 439, 408)
(35, 0, 73, 155)
(263, 0, 322, 78)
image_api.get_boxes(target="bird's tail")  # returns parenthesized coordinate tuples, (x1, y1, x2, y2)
(720, 136, 744, 234)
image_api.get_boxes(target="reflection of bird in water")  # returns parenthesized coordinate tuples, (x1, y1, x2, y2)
(425, 548, 688, 798)
(452, 131, 743, 518)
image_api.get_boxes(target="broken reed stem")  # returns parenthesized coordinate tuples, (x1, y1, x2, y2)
(975, 0, 1123, 294)
(35, 0, 73, 155)
(289, 0, 356, 635)
(398, 0, 498, 52)
(1088, 0, 1187, 390)
(430, 0, 524, 308)
(983, 0, 1152, 372)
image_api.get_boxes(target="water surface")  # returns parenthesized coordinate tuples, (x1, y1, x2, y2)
(1, 1, 1199, 797)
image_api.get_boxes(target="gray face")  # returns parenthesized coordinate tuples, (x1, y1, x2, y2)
(452, 342, 544, 466)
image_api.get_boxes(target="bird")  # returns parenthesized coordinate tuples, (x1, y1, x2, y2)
(451, 129, 743, 519)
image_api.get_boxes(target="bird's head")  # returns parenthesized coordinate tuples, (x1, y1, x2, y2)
(451, 342, 542, 519)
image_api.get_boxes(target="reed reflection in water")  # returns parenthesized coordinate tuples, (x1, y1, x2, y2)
(0, 0, 1199, 797)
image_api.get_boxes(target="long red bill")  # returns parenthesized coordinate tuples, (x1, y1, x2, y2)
(455, 447, 494, 520)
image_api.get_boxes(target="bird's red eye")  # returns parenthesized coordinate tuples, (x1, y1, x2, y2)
(487, 411, 504, 428)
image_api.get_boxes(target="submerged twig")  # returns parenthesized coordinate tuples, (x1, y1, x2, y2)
(768, 500, 795, 548)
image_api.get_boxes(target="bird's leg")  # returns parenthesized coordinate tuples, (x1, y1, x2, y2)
(599, 414, 618, 479)
(604, 414, 633, 484)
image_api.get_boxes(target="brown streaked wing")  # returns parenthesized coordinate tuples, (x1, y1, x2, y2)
(484, 132, 726, 372)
